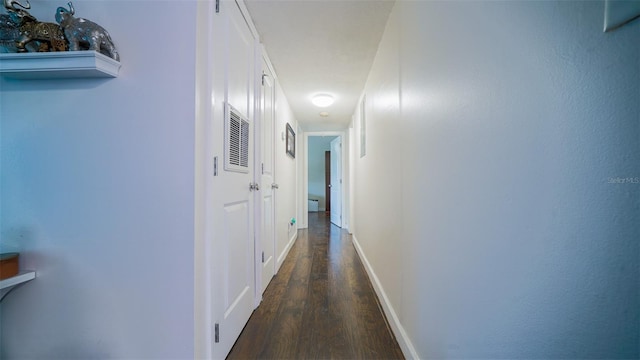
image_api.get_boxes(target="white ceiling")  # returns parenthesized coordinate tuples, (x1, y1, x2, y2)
(244, 0, 395, 132)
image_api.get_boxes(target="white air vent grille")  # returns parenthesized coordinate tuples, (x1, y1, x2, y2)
(225, 103, 250, 173)
(240, 119, 249, 167)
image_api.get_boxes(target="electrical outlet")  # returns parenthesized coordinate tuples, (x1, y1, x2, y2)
(604, 0, 640, 32)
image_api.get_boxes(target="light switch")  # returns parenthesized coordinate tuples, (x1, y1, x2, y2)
(604, 0, 640, 32)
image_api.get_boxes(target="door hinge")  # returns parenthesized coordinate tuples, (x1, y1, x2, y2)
(262, 251, 265, 263)
(215, 0, 220, 13)
(213, 156, 218, 176)
(262, 162, 264, 174)
(214, 323, 219, 343)
(261, 72, 266, 86)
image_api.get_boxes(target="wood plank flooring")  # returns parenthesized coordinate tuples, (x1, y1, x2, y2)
(227, 212, 404, 360)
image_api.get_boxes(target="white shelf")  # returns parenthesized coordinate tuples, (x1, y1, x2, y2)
(0, 51, 120, 79)
(0, 271, 35, 290)
(0, 271, 36, 302)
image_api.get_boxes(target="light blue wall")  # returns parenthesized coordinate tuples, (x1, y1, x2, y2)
(353, 1, 639, 358)
(0, 1, 197, 357)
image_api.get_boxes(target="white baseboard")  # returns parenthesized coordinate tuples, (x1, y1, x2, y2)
(277, 229, 298, 270)
(351, 234, 419, 360)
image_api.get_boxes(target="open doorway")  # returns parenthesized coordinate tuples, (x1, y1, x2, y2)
(308, 136, 336, 213)
(307, 135, 342, 227)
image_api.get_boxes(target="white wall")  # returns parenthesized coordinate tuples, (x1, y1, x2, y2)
(307, 136, 335, 211)
(351, 5, 404, 353)
(0, 1, 197, 357)
(274, 83, 299, 268)
(352, 1, 640, 358)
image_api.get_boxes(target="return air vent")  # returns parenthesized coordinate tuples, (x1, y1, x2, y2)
(225, 103, 250, 173)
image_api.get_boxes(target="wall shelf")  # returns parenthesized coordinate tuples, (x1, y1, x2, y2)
(0, 51, 120, 79)
(0, 271, 36, 302)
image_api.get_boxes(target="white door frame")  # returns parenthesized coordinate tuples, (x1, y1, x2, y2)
(301, 131, 349, 230)
(194, 1, 214, 357)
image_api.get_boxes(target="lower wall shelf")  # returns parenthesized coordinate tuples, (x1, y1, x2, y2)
(0, 271, 36, 302)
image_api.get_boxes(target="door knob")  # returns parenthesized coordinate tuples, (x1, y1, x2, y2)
(328, 184, 332, 188)
(249, 182, 260, 191)
(271, 183, 279, 189)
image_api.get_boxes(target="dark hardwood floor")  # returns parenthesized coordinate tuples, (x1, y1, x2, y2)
(227, 212, 404, 360)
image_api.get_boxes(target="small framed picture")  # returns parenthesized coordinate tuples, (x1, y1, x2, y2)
(286, 123, 295, 158)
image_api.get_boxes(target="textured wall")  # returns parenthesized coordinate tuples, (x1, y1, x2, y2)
(351, 1, 404, 343)
(0, 1, 197, 357)
(275, 84, 299, 267)
(353, 0, 639, 358)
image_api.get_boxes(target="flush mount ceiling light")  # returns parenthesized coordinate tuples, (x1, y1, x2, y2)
(311, 94, 334, 107)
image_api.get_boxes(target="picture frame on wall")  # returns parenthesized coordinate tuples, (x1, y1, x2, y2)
(286, 123, 296, 158)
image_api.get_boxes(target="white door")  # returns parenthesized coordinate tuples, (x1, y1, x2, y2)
(260, 59, 276, 294)
(330, 137, 342, 227)
(212, 1, 257, 358)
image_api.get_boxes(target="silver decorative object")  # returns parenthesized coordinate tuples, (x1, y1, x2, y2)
(0, 13, 21, 52)
(1, 0, 67, 53)
(55, 2, 119, 61)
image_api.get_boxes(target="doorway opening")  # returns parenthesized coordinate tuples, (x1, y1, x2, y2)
(306, 134, 343, 228)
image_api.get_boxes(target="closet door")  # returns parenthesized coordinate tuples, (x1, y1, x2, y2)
(260, 58, 277, 294)
(212, 1, 257, 358)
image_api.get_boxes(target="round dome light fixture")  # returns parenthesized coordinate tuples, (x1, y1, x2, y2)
(311, 94, 334, 107)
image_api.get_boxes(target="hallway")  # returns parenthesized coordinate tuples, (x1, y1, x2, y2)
(227, 213, 404, 359)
